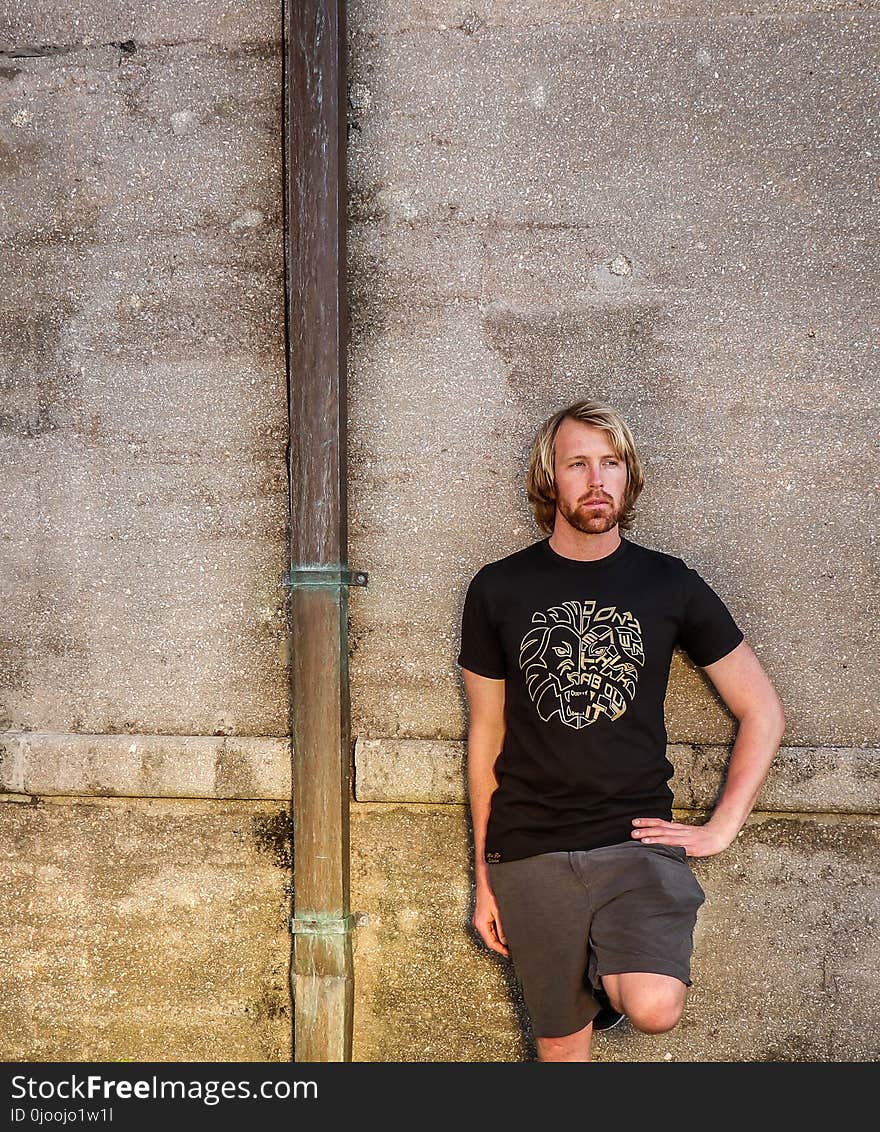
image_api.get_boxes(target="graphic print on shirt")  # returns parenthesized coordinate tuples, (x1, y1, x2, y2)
(519, 599, 644, 729)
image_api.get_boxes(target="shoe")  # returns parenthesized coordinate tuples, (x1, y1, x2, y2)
(592, 981, 626, 1032)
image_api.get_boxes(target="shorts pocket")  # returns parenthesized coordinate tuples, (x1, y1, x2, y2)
(642, 844, 705, 908)
(645, 843, 688, 862)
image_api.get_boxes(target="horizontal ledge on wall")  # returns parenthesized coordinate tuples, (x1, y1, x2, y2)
(354, 738, 879, 814)
(0, 732, 291, 801)
(1, 734, 876, 813)
(0, 793, 288, 813)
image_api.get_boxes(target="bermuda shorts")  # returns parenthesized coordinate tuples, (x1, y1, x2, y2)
(487, 840, 706, 1039)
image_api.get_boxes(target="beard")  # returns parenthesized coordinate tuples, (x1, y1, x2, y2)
(557, 494, 621, 534)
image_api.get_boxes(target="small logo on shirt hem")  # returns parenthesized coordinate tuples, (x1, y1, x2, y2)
(486, 852, 502, 863)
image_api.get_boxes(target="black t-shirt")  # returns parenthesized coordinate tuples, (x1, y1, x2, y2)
(456, 535, 744, 863)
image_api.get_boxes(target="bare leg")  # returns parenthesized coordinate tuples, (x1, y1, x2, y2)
(534, 1018, 594, 1062)
(600, 972, 687, 1034)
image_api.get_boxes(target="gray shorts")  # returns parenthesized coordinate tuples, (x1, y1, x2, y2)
(487, 841, 706, 1039)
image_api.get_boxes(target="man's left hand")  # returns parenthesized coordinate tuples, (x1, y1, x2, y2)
(630, 817, 734, 857)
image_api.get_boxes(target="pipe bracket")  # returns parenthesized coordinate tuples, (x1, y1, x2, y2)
(282, 565, 369, 588)
(290, 913, 357, 936)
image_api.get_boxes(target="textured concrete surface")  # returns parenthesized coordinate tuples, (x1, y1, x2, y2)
(0, 2, 279, 49)
(353, 738, 880, 813)
(8, 733, 869, 815)
(355, 737, 467, 804)
(6, 794, 875, 1062)
(347, 12, 877, 237)
(350, 803, 879, 1062)
(0, 37, 289, 736)
(2, 0, 877, 1066)
(346, 2, 880, 34)
(0, 794, 292, 1061)
(350, 802, 527, 1063)
(0, 732, 290, 799)
(346, 9, 878, 747)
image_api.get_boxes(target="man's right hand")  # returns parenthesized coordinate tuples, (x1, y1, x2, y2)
(473, 887, 509, 956)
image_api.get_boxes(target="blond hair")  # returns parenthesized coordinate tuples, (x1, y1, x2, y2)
(526, 400, 645, 534)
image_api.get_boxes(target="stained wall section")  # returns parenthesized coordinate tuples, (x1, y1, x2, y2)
(0, 3, 293, 1060)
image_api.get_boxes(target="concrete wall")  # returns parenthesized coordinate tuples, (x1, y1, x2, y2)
(0, 2, 293, 1060)
(342, 0, 879, 1060)
(2, 1, 877, 1061)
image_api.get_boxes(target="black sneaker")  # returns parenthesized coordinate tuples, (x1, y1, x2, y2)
(592, 982, 626, 1032)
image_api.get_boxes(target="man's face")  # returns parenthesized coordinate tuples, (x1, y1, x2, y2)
(552, 418, 628, 534)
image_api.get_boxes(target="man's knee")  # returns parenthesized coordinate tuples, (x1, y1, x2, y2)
(534, 1019, 593, 1062)
(605, 974, 687, 1034)
(624, 987, 685, 1034)
(627, 999, 683, 1034)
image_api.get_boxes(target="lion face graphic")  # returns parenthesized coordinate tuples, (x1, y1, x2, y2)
(519, 599, 644, 729)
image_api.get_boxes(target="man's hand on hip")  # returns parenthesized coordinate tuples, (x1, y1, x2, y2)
(630, 817, 734, 857)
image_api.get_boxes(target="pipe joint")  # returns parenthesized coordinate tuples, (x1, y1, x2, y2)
(282, 565, 368, 589)
(290, 913, 357, 936)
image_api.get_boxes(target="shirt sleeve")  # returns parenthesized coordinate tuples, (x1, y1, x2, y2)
(456, 569, 506, 679)
(677, 566, 745, 667)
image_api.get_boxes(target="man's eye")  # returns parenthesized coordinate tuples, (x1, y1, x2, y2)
(553, 646, 571, 656)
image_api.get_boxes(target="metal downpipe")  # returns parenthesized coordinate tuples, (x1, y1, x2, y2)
(282, 0, 362, 1062)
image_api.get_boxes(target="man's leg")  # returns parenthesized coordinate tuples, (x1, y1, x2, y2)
(580, 842, 705, 1037)
(488, 853, 600, 1061)
(535, 1018, 594, 1062)
(600, 971, 687, 1034)
(536, 970, 686, 1053)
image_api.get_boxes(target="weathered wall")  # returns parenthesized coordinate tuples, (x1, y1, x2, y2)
(344, 0, 879, 1062)
(0, 2, 294, 1060)
(1, 795, 291, 1061)
(350, 805, 878, 1062)
(1, 1, 877, 1062)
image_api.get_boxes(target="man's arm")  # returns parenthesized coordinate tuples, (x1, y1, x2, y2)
(631, 639, 786, 857)
(462, 668, 509, 954)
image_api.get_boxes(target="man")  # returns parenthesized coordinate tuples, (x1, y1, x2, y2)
(457, 399, 785, 1062)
